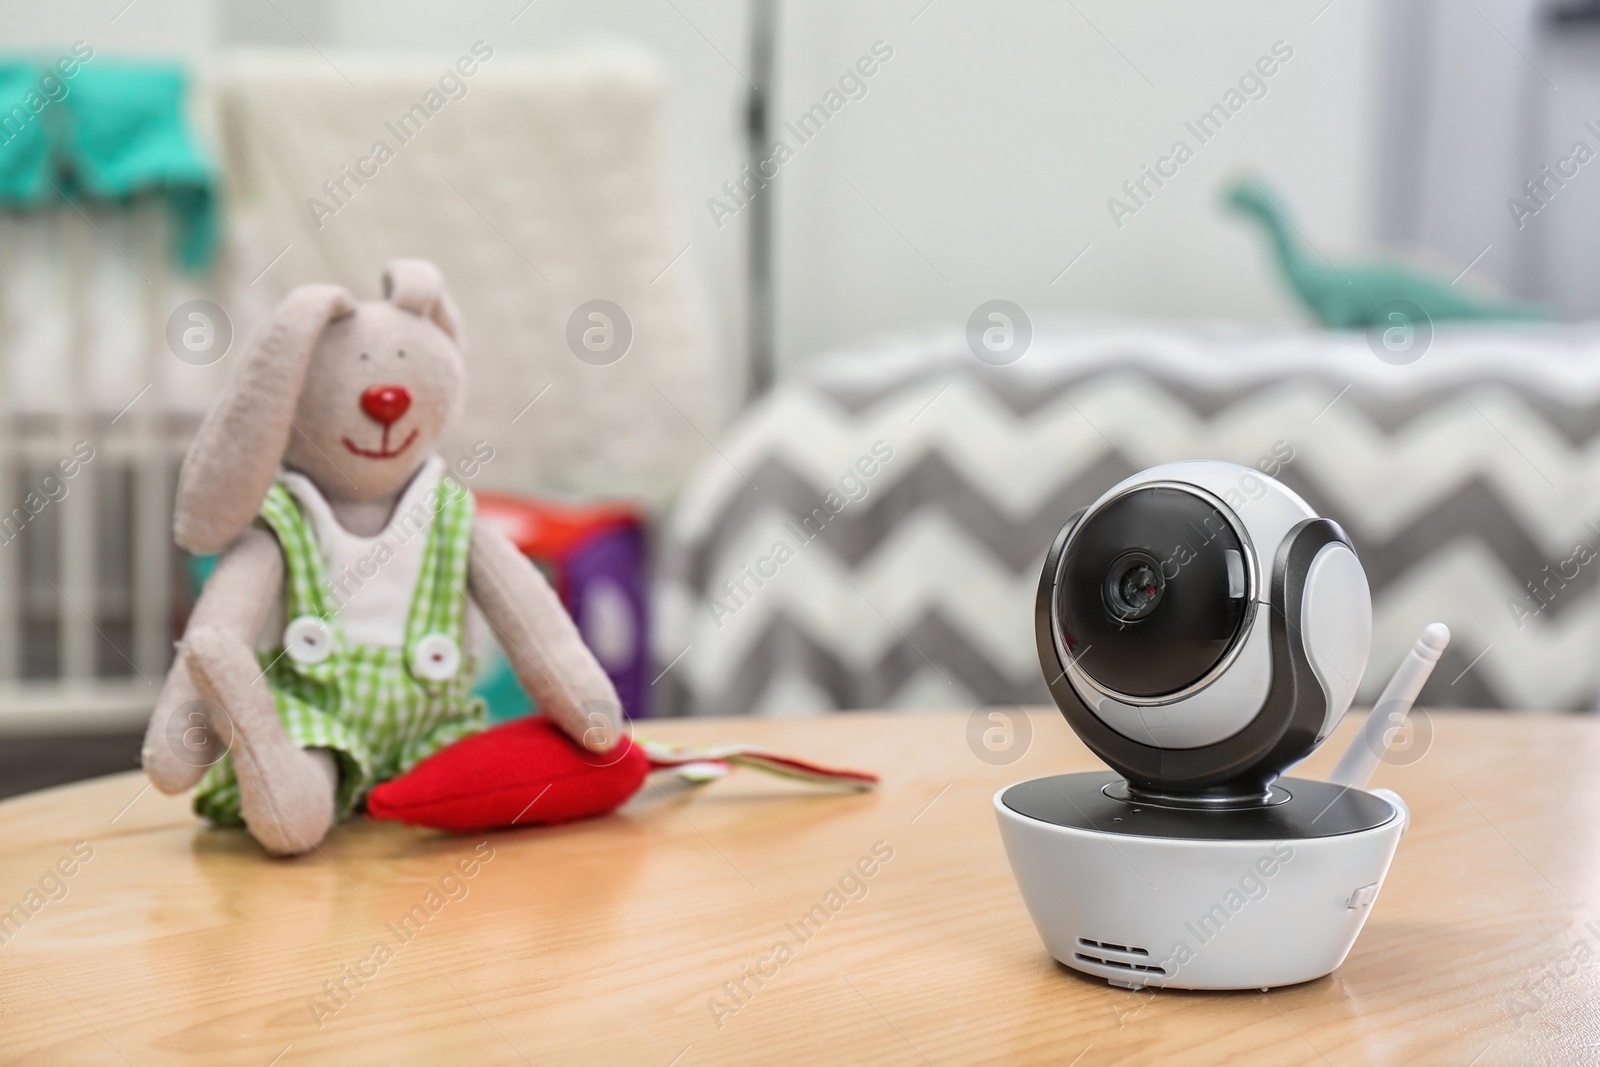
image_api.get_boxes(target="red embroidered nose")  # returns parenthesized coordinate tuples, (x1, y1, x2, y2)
(360, 385, 411, 427)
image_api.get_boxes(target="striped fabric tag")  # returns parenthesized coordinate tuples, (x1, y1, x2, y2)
(636, 737, 879, 791)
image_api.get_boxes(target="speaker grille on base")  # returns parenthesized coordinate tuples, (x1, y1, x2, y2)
(1074, 952, 1166, 975)
(1077, 937, 1149, 956)
(1075, 938, 1164, 974)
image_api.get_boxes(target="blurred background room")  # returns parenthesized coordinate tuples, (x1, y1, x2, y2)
(2, 0, 1598, 797)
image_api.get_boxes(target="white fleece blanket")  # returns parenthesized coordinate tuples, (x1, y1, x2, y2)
(214, 47, 715, 508)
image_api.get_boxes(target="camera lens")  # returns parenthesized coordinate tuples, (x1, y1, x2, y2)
(1104, 552, 1165, 622)
(1055, 485, 1251, 699)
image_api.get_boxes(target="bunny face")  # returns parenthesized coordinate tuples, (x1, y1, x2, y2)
(173, 259, 471, 555)
(286, 302, 465, 503)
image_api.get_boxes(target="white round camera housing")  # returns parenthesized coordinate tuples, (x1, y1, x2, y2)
(1036, 460, 1372, 800)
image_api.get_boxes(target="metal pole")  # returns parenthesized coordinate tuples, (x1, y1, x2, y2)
(746, 0, 779, 399)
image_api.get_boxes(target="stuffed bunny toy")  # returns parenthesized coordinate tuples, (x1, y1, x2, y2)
(141, 259, 621, 857)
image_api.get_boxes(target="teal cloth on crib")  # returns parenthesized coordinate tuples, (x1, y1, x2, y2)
(0, 57, 218, 272)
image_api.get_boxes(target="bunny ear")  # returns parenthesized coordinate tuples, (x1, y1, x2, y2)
(173, 283, 355, 554)
(383, 258, 465, 352)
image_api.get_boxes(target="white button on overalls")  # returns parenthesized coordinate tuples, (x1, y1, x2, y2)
(284, 615, 333, 665)
(411, 632, 461, 682)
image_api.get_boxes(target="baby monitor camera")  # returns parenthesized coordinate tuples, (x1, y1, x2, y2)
(1040, 459, 1370, 802)
(996, 461, 1448, 990)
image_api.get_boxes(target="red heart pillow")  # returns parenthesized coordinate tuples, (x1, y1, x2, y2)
(366, 716, 649, 833)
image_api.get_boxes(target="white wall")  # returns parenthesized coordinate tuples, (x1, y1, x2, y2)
(769, 0, 1381, 370)
(0, 0, 216, 54)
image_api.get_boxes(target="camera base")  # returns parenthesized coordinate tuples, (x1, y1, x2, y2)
(995, 772, 1406, 991)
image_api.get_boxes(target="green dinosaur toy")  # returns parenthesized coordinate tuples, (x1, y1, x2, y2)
(1223, 177, 1543, 328)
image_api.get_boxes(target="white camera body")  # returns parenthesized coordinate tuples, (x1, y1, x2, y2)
(996, 461, 1440, 991)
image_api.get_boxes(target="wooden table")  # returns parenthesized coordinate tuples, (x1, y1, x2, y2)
(0, 709, 1595, 1065)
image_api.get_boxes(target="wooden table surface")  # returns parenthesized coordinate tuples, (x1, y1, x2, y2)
(0, 708, 1596, 1066)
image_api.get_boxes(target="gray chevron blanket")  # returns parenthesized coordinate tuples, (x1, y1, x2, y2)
(655, 322, 1600, 716)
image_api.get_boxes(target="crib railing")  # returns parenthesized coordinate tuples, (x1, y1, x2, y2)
(0, 208, 202, 733)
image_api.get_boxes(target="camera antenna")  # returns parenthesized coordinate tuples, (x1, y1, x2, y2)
(1327, 623, 1451, 790)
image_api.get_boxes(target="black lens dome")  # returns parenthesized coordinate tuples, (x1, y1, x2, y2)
(1056, 485, 1250, 698)
(1104, 551, 1165, 621)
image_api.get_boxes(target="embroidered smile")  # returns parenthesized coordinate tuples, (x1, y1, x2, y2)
(348, 384, 417, 459)
(343, 428, 419, 460)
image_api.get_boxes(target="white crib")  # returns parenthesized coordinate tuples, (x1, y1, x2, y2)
(0, 206, 208, 734)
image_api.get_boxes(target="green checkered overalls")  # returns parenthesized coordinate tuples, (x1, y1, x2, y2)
(193, 475, 487, 825)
